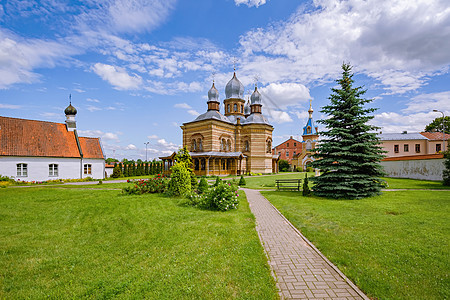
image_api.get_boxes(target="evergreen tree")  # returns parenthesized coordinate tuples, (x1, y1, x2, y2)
(310, 63, 385, 199)
(145, 162, 149, 175)
(302, 173, 311, 196)
(198, 176, 209, 194)
(214, 176, 221, 186)
(123, 163, 129, 177)
(111, 164, 123, 178)
(239, 175, 246, 186)
(136, 163, 142, 176)
(443, 151, 450, 186)
(118, 163, 123, 176)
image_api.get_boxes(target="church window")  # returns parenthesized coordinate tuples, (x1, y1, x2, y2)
(192, 140, 197, 151)
(227, 140, 231, 152)
(404, 144, 409, 152)
(49, 164, 58, 176)
(241, 105, 243, 112)
(294, 142, 296, 146)
(234, 104, 237, 112)
(436, 143, 442, 152)
(201, 159, 206, 170)
(244, 140, 249, 152)
(84, 164, 92, 175)
(415, 144, 421, 153)
(227, 104, 230, 113)
(198, 139, 203, 151)
(307, 126, 311, 134)
(221, 139, 226, 151)
(267, 140, 272, 153)
(394, 145, 399, 153)
(17, 163, 27, 177)
(306, 140, 312, 150)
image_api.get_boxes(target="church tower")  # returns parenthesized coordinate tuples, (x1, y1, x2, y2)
(223, 72, 246, 121)
(64, 95, 77, 131)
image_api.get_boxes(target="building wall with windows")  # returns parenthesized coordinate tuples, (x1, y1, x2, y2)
(0, 156, 104, 182)
(272, 137, 303, 163)
(379, 132, 449, 158)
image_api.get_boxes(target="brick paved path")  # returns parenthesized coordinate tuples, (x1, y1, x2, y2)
(242, 188, 369, 300)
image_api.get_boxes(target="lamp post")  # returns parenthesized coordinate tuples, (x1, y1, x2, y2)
(144, 142, 150, 162)
(433, 110, 446, 152)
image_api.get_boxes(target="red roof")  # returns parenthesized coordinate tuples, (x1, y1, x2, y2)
(0, 116, 103, 159)
(420, 132, 450, 141)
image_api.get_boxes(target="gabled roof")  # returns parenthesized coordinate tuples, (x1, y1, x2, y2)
(420, 132, 450, 141)
(0, 116, 103, 159)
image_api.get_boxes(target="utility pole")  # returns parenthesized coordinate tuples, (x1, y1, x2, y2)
(433, 110, 446, 152)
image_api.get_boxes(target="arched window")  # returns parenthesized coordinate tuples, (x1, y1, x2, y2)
(234, 104, 237, 112)
(244, 140, 249, 152)
(198, 139, 203, 151)
(192, 140, 197, 151)
(221, 139, 226, 151)
(267, 140, 272, 153)
(307, 126, 311, 134)
(227, 140, 231, 152)
(241, 105, 243, 112)
(227, 104, 230, 113)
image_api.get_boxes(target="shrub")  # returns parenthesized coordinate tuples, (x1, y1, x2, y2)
(190, 170, 198, 190)
(279, 159, 290, 172)
(186, 182, 239, 211)
(443, 151, 450, 186)
(302, 174, 311, 196)
(198, 176, 209, 194)
(213, 176, 221, 186)
(122, 175, 169, 195)
(306, 167, 313, 173)
(239, 175, 246, 186)
(167, 162, 192, 196)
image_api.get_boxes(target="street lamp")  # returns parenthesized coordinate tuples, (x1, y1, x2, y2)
(144, 142, 150, 162)
(433, 110, 446, 152)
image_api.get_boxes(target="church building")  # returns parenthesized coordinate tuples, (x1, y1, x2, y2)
(0, 102, 105, 181)
(162, 72, 278, 176)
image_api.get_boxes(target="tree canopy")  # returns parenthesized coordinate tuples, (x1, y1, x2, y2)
(425, 116, 450, 134)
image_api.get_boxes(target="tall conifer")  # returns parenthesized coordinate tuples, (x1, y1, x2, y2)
(311, 63, 385, 199)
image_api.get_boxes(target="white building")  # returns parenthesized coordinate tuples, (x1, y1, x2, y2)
(0, 103, 105, 181)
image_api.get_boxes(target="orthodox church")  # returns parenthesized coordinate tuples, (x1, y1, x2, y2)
(161, 72, 278, 176)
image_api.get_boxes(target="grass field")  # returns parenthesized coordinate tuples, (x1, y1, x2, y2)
(262, 190, 450, 300)
(0, 188, 277, 299)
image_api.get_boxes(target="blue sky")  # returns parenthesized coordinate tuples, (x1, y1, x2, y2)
(1, 0, 449, 161)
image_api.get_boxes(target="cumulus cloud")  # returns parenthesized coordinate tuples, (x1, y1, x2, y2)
(147, 134, 158, 139)
(239, 0, 450, 94)
(78, 129, 120, 141)
(235, 0, 267, 8)
(125, 144, 137, 150)
(86, 105, 101, 112)
(265, 108, 293, 123)
(260, 82, 311, 109)
(157, 139, 180, 151)
(92, 63, 142, 90)
(174, 103, 192, 109)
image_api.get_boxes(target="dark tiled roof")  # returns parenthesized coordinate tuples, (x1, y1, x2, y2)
(0, 116, 103, 158)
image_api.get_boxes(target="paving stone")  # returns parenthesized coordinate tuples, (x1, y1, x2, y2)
(242, 188, 368, 300)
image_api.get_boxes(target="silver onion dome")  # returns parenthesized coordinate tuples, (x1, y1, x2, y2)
(244, 100, 250, 115)
(250, 86, 262, 105)
(208, 82, 219, 102)
(225, 72, 244, 99)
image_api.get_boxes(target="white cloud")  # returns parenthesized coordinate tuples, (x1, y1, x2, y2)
(86, 98, 100, 103)
(260, 82, 310, 109)
(235, 0, 267, 8)
(125, 144, 137, 150)
(0, 29, 78, 89)
(73, 88, 85, 93)
(157, 138, 180, 151)
(0, 103, 21, 109)
(86, 105, 101, 112)
(78, 129, 120, 141)
(265, 108, 293, 123)
(92, 63, 142, 90)
(147, 134, 158, 139)
(403, 91, 450, 114)
(239, 0, 450, 94)
(174, 103, 192, 109)
(187, 109, 200, 116)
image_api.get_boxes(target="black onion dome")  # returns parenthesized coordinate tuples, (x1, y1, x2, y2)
(64, 103, 77, 115)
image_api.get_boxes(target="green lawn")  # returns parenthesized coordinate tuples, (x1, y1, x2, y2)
(261, 190, 450, 300)
(382, 177, 448, 189)
(228, 172, 313, 189)
(0, 188, 277, 299)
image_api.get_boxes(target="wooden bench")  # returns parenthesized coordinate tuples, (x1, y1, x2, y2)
(275, 179, 302, 191)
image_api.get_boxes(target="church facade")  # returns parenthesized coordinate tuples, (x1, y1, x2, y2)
(162, 73, 278, 176)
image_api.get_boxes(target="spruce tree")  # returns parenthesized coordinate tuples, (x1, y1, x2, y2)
(123, 163, 128, 177)
(302, 173, 310, 196)
(310, 63, 385, 199)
